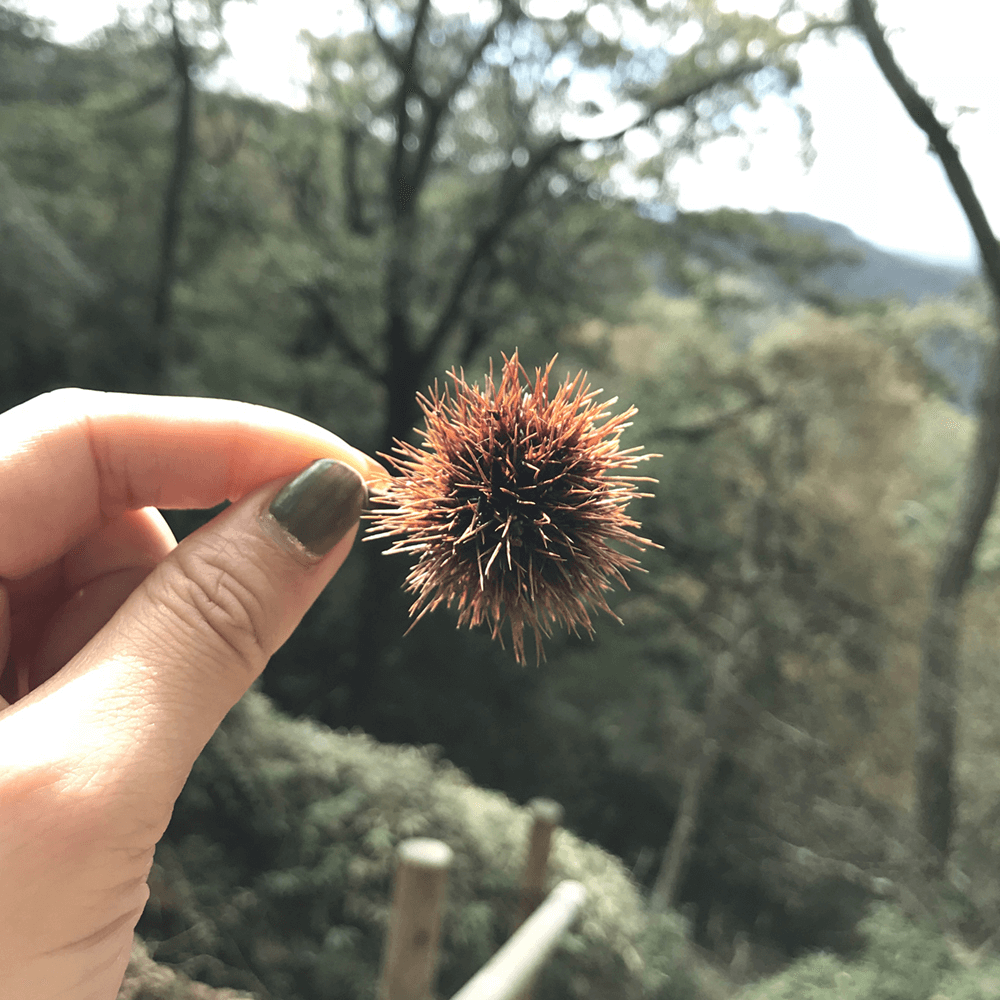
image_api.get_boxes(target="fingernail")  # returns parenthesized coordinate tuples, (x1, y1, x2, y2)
(266, 459, 368, 558)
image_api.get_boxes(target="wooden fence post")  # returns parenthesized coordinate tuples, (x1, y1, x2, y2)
(378, 837, 454, 1000)
(449, 881, 587, 1000)
(515, 798, 563, 929)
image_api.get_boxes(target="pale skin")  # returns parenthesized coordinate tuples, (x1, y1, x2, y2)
(0, 389, 389, 1000)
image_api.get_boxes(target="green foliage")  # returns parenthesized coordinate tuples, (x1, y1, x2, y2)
(742, 903, 1000, 1000)
(141, 690, 716, 1000)
(0, 162, 99, 404)
(12, 0, 1000, 987)
(551, 294, 958, 947)
(636, 912, 719, 1000)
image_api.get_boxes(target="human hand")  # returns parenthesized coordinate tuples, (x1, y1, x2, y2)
(0, 389, 387, 1000)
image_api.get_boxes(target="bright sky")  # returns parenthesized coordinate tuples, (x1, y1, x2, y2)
(14, 0, 1000, 264)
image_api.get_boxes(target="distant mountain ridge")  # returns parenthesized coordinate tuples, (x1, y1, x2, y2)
(775, 212, 976, 306)
(766, 214, 984, 412)
(649, 209, 985, 410)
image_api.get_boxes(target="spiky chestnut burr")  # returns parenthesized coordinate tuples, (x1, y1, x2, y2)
(365, 351, 660, 664)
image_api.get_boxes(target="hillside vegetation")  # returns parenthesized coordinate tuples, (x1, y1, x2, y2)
(131, 691, 717, 1000)
(4, 4, 1000, 999)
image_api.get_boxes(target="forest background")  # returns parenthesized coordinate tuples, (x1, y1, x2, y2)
(4, 1, 1000, 998)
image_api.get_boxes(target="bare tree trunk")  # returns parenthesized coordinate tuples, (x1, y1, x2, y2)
(915, 336, 1000, 860)
(648, 690, 726, 912)
(852, 0, 1000, 863)
(342, 126, 372, 236)
(151, 1, 195, 387)
(649, 496, 769, 912)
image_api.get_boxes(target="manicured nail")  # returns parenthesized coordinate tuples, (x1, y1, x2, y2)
(266, 459, 368, 558)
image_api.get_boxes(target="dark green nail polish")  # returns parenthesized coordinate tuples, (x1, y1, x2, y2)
(268, 459, 368, 557)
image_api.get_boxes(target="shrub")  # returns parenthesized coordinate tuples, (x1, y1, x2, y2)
(138, 690, 716, 1000)
(743, 903, 1000, 1000)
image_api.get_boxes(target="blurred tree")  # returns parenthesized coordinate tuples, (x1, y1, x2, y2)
(299, 0, 843, 450)
(150, 0, 199, 375)
(575, 281, 1000, 945)
(649, 487, 773, 912)
(17, 1, 972, 961)
(276, 0, 847, 718)
(0, 4, 196, 403)
(143, 0, 251, 385)
(852, 0, 1000, 865)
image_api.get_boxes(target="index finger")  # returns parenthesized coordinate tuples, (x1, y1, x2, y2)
(0, 388, 390, 577)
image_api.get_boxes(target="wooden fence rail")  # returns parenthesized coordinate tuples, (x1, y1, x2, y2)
(448, 880, 587, 1000)
(378, 799, 585, 1000)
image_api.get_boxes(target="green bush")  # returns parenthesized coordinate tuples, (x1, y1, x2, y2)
(744, 903, 1000, 1000)
(138, 690, 716, 1000)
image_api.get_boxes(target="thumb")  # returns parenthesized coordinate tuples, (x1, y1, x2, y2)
(5, 457, 368, 823)
(0, 458, 367, 1000)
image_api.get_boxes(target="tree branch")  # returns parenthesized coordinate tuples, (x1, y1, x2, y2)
(387, 0, 432, 220)
(342, 125, 373, 236)
(589, 18, 845, 149)
(419, 136, 572, 367)
(421, 33, 843, 369)
(409, 6, 511, 197)
(652, 397, 773, 443)
(605, 57, 769, 143)
(359, 0, 404, 66)
(375, 9, 845, 429)
(151, 0, 195, 383)
(298, 284, 384, 385)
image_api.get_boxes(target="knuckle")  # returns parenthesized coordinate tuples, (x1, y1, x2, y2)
(162, 543, 269, 679)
